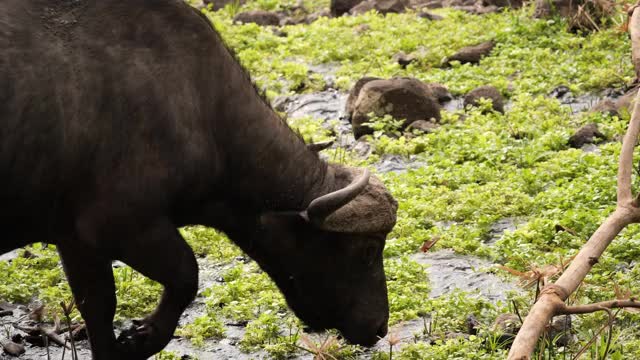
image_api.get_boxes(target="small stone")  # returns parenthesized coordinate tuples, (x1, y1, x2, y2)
(549, 315, 573, 347)
(0, 339, 25, 356)
(493, 313, 520, 334)
(444, 40, 495, 66)
(568, 123, 606, 148)
(492, 313, 520, 347)
(203, 0, 247, 10)
(233, 11, 281, 26)
(20, 250, 36, 259)
(10, 335, 22, 344)
(393, 51, 416, 68)
(466, 314, 480, 335)
(549, 85, 572, 101)
(418, 11, 444, 20)
(405, 120, 438, 135)
(464, 85, 505, 113)
(352, 140, 373, 158)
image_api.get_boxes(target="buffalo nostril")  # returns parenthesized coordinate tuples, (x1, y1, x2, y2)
(376, 322, 388, 339)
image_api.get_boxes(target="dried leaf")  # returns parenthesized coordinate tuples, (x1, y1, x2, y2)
(420, 236, 440, 253)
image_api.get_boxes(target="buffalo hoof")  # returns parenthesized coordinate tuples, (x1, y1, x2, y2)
(116, 318, 172, 359)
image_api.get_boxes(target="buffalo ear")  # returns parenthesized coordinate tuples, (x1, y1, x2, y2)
(307, 140, 334, 152)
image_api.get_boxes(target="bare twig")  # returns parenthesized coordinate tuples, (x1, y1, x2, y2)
(558, 299, 640, 315)
(15, 320, 85, 348)
(571, 311, 613, 360)
(45, 333, 50, 360)
(507, 9, 640, 358)
(14, 324, 71, 349)
(60, 300, 78, 360)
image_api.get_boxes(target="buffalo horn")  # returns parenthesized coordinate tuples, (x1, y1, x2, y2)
(307, 140, 334, 152)
(305, 168, 370, 224)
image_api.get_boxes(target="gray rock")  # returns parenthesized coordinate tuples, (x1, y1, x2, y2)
(350, 77, 442, 138)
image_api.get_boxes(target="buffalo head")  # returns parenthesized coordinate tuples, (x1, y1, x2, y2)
(243, 165, 398, 346)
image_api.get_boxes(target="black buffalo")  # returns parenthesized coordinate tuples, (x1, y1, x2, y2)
(0, 0, 398, 359)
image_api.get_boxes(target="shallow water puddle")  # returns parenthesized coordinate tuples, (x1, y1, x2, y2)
(412, 249, 519, 301)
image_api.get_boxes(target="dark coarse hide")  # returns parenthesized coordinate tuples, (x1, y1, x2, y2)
(0, 0, 398, 359)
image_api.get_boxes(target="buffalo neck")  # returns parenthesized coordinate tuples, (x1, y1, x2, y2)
(212, 36, 333, 212)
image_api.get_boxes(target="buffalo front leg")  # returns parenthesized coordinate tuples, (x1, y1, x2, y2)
(57, 240, 118, 360)
(116, 218, 199, 359)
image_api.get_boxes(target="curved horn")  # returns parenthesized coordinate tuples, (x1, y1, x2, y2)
(305, 168, 370, 224)
(307, 140, 334, 152)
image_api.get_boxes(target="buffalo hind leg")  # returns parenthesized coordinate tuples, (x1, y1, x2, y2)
(116, 218, 199, 359)
(57, 239, 118, 360)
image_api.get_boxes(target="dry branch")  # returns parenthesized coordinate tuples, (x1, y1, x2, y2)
(560, 299, 640, 315)
(14, 324, 71, 349)
(507, 8, 640, 358)
(631, 4, 640, 81)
